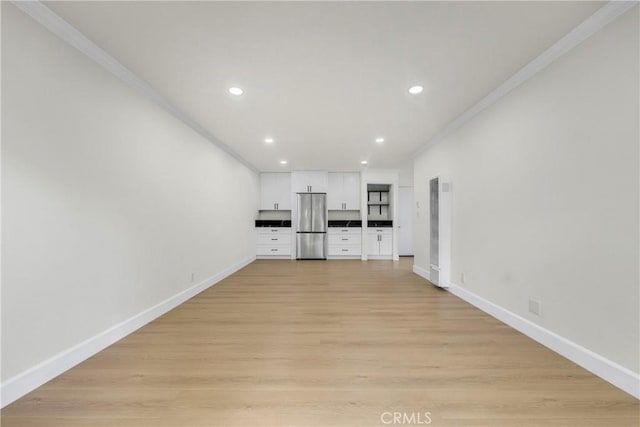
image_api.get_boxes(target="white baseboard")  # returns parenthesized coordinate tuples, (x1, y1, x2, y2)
(0, 255, 256, 408)
(446, 282, 639, 399)
(367, 255, 393, 260)
(412, 264, 431, 281)
(412, 270, 639, 399)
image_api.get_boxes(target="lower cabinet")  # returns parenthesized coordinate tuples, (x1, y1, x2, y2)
(367, 228, 392, 258)
(256, 228, 291, 257)
(328, 228, 361, 258)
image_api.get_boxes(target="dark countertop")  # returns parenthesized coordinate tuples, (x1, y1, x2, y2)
(367, 220, 393, 227)
(328, 220, 362, 228)
(255, 220, 291, 227)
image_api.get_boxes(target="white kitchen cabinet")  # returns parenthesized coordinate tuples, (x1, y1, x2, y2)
(367, 228, 392, 258)
(366, 230, 379, 256)
(343, 173, 361, 210)
(292, 171, 328, 193)
(256, 227, 292, 257)
(328, 172, 360, 210)
(327, 173, 343, 210)
(260, 173, 291, 210)
(328, 228, 361, 257)
(379, 232, 393, 255)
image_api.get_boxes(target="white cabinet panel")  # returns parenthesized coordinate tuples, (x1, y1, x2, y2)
(256, 227, 292, 257)
(367, 228, 393, 256)
(366, 231, 380, 256)
(328, 245, 361, 256)
(260, 173, 291, 210)
(328, 172, 360, 210)
(379, 233, 393, 256)
(327, 173, 343, 210)
(328, 233, 360, 245)
(257, 245, 291, 256)
(328, 227, 362, 257)
(257, 233, 291, 245)
(342, 172, 360, 210)
(292, 171, 328, 193)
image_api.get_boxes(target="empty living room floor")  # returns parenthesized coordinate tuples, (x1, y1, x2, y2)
(2, 258, 638, 426)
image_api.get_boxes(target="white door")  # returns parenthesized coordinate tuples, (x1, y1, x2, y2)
(398, 187, 414, 256)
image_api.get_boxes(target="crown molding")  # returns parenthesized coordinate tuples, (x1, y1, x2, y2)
(413, 1, 638, 157)
(10, 0, 259, 173)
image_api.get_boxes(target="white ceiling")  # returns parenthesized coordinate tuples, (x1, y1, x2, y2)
(45, 1, 604, 172)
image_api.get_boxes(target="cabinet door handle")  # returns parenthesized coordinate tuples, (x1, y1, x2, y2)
(271, 238, 278, 241)
(341, 238, 348, 241)
(341, 249, 348, 252)
(271, 248, 277, 252)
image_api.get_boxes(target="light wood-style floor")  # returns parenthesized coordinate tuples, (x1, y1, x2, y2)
(2, 258, 638, 426)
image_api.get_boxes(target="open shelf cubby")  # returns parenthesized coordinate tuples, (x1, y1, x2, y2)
(367, 185, 390, 216)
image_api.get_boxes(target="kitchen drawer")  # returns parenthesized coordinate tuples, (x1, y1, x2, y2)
(328, 234, 361, 245)
(328, 227, 362, 235)
(328, 245, 362, 256)
(369, 228, 392, 235)
(257, 245, 291, 256)
(257, 233, 291, 245)
(256, 227, 291, 235)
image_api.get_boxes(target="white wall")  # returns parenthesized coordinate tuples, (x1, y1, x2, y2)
(1, 3, 258, 385)
(414, 9, 639, 374)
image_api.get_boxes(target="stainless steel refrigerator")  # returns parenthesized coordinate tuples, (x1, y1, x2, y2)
(296, 193, 327, 259)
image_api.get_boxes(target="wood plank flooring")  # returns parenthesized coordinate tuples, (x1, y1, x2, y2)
(2, 258, 638, 426)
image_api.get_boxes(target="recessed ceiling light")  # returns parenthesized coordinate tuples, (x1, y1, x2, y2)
(375, 137, 384, 143)
(264, 137, 274, 144)
(361, 160, 368, 165)
(408, 85, 423, 95)
(228, 87, 244, 96)
(280, 160, 288, 165)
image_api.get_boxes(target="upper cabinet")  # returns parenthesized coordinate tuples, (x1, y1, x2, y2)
(260, 173, 291, 210)
(328, 172, 360, 210)
(292, 171, 328, 193)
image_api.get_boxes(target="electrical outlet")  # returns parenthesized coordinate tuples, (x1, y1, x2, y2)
(528, 299, 541, 316)
(460, 273, 466, 284)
